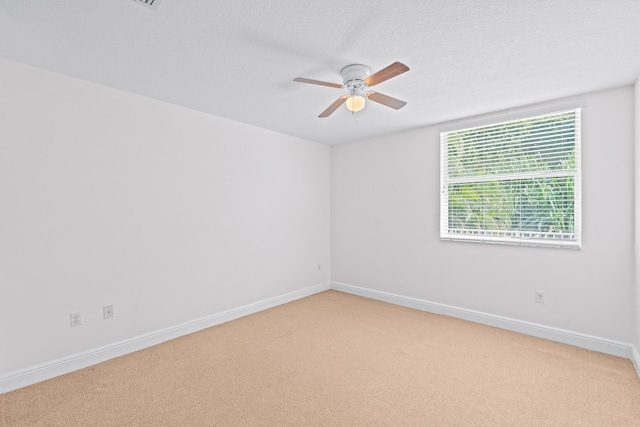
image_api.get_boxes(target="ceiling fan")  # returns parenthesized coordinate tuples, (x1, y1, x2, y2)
(293, 62, 410, 118)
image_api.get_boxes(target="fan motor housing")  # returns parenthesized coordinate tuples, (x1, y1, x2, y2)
(341, 64, 371, 87)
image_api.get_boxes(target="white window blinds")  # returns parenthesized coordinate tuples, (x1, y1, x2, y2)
(440, 108, 581, 248)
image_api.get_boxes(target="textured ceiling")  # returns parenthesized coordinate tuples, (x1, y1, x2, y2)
(1, 1, 639, 145)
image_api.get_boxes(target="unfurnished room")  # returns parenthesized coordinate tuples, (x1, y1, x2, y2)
(1, 1, 640, 426)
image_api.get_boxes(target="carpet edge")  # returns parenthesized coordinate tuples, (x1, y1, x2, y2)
(331, 281, 639, 379)
(0, 283, 331, 394)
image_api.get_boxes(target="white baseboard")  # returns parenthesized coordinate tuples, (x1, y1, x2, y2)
(0, 283, 330, 394)
(632, 345, 640, 380)
(331, 282, 638, 365)
(3, 281, 637, 394)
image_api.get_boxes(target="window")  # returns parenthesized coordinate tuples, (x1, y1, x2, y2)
(440, 108, 581, 248)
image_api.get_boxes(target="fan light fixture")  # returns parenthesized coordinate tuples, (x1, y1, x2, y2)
(345, 89, 366, 113)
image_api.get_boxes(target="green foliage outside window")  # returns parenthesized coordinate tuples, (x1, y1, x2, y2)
(445, 111, 577, 239)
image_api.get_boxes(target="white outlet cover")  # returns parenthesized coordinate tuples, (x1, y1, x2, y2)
(103, 305, 114, 319)
(535, 291, 545, 303)
(70, 312, 82, 327)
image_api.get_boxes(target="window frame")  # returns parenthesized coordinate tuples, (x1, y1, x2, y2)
(439, 105, 582, 249)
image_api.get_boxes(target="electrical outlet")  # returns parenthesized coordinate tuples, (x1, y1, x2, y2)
(70, 312, 82, 327)
(535, 290, 545, 304)
(103, 305, 114, 319)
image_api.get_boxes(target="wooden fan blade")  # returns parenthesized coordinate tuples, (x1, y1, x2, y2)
(319, 95, 348, 118)
(364, 62, 409, 87)
(293, 77, 343, 89)
(366, 92, 407, 110)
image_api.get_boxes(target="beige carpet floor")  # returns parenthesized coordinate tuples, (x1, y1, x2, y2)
(2, 290, 640, 426)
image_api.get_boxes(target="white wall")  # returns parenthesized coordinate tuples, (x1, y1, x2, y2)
(332, 86, 635, 343)
(0, 59, 331, 375)
(635, 78, 640, 350)
(1, 56, 635, 381)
